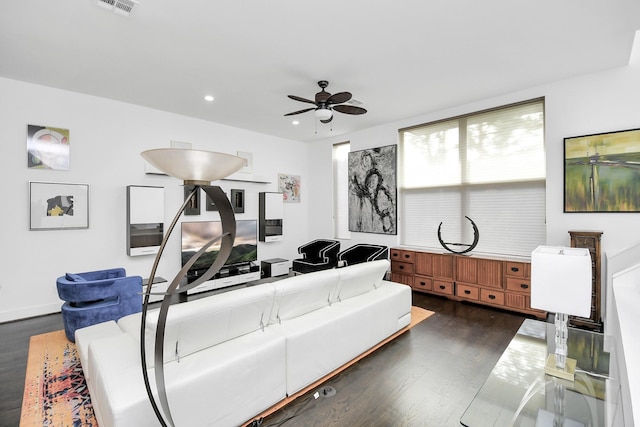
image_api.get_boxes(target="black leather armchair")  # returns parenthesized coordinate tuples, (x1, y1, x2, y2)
(291, 239, 341, 274)
(337, 244, 389, 267)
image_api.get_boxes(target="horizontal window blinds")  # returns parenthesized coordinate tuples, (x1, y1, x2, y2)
(399, 99, 545, 257)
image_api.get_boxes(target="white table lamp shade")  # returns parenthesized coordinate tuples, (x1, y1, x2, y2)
(531, 246, 592, 318)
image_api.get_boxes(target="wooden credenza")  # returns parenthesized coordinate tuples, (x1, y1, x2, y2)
(390, 247, 546, 319)
(568, 230, 603, 332)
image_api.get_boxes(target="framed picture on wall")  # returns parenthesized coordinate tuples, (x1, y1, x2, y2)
(29, 182, 89, 230)
(564, 128, 640, 212)
(278, 173, 301, 203)
(348, 144, 397, 234)
(27, 125, 70, 170)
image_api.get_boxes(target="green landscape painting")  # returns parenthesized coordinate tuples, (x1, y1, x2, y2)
(564, 128, 640, 212)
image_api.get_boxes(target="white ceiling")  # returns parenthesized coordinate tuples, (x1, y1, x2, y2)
(2, 1, 639, 143)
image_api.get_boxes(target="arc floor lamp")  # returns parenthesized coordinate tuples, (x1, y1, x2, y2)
(139, 148, 246, 427)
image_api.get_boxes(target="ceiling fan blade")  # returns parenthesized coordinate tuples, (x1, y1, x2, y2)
(327, 91, 352, 105)
(315, 90, 330, 104)
(284, 107, 315, 116)
(320, 115, 333, 124)
(287, 95, 316, 105)
(333, 104, 367, 115)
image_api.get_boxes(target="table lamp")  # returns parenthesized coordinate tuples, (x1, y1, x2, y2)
(531, 245, 592, 381)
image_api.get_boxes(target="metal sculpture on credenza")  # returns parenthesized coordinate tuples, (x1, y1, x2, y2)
(139, 148, 246, 427)
(437, 216, 479, 254)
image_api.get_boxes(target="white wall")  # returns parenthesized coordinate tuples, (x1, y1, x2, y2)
(310, 36, 640, 269)
(0, 77, 310, 322)
(4, 35, 640, 323)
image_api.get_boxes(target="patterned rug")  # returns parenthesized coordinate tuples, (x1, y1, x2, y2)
(20, 330, 96, 427)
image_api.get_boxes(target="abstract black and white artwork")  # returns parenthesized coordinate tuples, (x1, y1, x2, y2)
(348, 145, 397, 235)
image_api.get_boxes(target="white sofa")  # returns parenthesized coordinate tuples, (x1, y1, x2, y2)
(75, 259, 412, 427)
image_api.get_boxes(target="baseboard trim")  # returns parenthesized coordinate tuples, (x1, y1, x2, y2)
(0, 303, 60, 324)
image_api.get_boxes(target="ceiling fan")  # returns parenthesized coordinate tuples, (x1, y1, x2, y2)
(284, 80, 367, 123)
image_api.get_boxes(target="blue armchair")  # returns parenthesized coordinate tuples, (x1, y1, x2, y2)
(292, 239, 340, 274)
(56, 268, 143, 342)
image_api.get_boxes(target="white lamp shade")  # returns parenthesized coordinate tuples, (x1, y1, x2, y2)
(141, 148, 246, 183)
(531, 245, 592, 317)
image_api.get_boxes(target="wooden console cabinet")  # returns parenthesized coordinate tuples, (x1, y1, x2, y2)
(568, 230, 603, 332)
(391, 247, 545, 319)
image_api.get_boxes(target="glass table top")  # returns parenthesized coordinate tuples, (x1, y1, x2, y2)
(460, 319, 620, 427)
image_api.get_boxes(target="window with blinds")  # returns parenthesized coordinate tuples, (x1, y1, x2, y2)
(399, 99, 545, 257)
(333, 141, 351, 239)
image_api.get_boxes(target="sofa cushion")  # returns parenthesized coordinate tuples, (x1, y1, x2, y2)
(336, 259, 389, 302)
(269, 267, 339, 324)
(118, 284, 275, 367)
(87, 327, 287, 427)
(74, 320, 123, 382)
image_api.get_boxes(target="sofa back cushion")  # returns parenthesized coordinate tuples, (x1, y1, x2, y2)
(118, 284, 275, 367)
(270, 268, 339, 324)
(336, 259, 389, 301)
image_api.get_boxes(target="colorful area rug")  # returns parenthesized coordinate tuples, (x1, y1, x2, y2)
(20, 306, 434, 426)
(20, 330, 96, 427)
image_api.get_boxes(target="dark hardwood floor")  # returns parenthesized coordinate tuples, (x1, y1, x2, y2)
(0, 292, 526, 427)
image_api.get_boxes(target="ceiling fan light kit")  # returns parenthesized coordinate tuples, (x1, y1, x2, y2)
(315, 108, 333, 121)
(285, 80, 367, 125)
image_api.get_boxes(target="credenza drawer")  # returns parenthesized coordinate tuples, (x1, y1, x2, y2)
(480, 289, 505, 305)
(391, 261, 414, 275)
(505, 261, 526, 278)
(390, 249, 415, 263)
(413, 275, 432, 292)
(433, 280, 454, 296)
(506, 277, 531, 293)
(456, 284, 479, 300)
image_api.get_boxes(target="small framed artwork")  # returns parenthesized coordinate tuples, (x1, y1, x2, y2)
(278, 173, 301, 203)
(564, 128, 640, 212)
(27, 125, 70, 170)
(231, 189, 245, 213)
(184, 185, 200, 215)
(29, 182, 89, 230)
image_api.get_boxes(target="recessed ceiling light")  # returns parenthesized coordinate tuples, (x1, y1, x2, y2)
(292, 120, 299, 125)
(204, 95, 214, 102)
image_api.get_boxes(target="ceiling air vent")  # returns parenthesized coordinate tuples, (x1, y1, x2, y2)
(96, 0, 138, 16)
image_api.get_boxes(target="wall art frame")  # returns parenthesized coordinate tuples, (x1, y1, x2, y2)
(564, 128, 640, 213)
(348, 144, 397, 234)
(183, 185, 200, 215)
(27, 124, 70, 170)
(231, 189, 245, 213)
(278, 173, 301, 203)
(29, 182, 89, 230)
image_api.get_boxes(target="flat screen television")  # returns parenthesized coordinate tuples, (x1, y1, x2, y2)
(181, 219, 258, 280)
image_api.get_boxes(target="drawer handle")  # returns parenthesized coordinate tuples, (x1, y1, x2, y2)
(511, 267, 519, 272)
(488, 294, 496, 300)
(464, 290, 471, 295)
(420, 281, 426, 286)
(520, 283, 529, 289)
(439, 285, 446, 290)
(399, 265, 404, 270)
(404, 254, 410, 258)
(392, 253, 399, 258)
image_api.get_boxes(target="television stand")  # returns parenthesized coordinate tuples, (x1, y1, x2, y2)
(185, 262, 260, 295)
